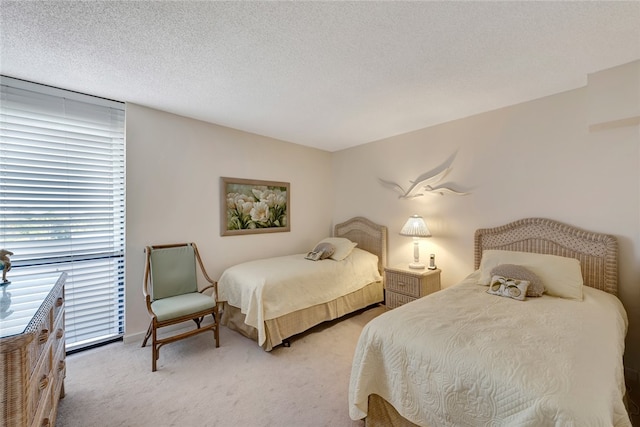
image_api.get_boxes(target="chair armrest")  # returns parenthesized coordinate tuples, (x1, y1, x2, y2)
(142, 246, 156, 317)
(142, 293, 156, 317)
(199, 283, 216, 295)
(199, 282, 219, 302)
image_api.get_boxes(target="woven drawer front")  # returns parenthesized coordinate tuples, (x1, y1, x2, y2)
(52, 287, 64, 326)
(28, 343, 52, 423)
(52, 315, 65, 357)
(385, 290, 415, 309)
(32, 377, 53, 427)
(385, 272, 421, 297)
(27, 311, 52, 376)
(52, 326, 66, 386)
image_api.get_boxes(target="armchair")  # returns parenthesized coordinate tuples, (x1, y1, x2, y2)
(142, 242, 220, 371)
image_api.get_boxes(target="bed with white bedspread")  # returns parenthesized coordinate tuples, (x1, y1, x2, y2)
(219, 216, 387, 350)
(349, 217, 630, 427)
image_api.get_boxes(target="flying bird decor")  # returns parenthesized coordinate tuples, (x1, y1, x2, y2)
(378, 167, 468, 199)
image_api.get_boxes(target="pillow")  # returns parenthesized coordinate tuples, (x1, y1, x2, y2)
(478, 250, 583, 301)
(486, 275, 530, 301)
(315, 237, 357, 261)
(311, 242, 335, 260)
(490, 264, 544, 297)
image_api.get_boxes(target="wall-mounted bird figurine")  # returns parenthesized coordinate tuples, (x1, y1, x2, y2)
(378, 167, 468, 199)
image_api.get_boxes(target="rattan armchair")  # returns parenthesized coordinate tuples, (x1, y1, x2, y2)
(142, 242, 220, 371)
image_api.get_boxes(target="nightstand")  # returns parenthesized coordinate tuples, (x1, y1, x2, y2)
(384, 265, 441, 309)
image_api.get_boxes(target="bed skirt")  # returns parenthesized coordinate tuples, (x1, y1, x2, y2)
(366, 394, 422, 427)
(221, 280, 383, 351)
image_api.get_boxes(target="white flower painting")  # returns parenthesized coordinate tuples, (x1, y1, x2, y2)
(221, 177, 290, 236)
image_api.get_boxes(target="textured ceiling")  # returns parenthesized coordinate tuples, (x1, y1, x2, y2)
(1, 1, 639, 152)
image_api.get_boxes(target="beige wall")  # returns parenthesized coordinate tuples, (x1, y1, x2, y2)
(332, 62, 640, 376)
(123, 61, 639, 378)
(125, 104, 333, 341)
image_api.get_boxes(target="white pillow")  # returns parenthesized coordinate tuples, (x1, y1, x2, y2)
(478, 250, 583, 301)
(316, 237, 357, 261)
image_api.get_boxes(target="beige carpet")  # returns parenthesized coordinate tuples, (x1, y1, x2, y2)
(56, 305, 386, 427)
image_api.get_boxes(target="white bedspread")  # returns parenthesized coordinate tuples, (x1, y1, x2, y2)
(349, 271, 630, 427)
(218, 248, 381, 346)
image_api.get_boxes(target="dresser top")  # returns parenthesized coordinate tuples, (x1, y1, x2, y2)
(0, 271, 66, 339)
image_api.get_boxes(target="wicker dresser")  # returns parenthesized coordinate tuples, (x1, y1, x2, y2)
(1, 272, 67, 427)
(384, 266, 441, 309)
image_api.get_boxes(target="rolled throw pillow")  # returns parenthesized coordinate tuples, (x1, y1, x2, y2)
(311, 242, 335, 260)
(486, 275, 530, 301)
(490, 264, 544, 297)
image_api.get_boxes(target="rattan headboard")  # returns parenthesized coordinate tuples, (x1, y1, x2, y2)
(474, 218, 618, 295)
(335, 216, 388, 276)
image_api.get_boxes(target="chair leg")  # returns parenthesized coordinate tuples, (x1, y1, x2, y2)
(152, 323, 158, 372)
(213, 310, 220, 348)
(147, 309, 220, 371)
(142, 322, 153, 348)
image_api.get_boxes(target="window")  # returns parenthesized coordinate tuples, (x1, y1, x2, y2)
(0, 76, 125, 351)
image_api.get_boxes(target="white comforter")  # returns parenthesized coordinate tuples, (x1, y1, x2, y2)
(349, 271, 630, 427)
(218, 248, 381, 346)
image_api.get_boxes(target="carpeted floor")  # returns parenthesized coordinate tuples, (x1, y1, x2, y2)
(56, 305, 386, 427)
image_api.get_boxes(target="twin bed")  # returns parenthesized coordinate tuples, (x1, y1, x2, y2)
(216, 216, 630, 426)
(349, 217, 630, 426)
(218, 216, 387, 351)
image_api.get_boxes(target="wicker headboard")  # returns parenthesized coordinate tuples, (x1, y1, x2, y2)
(335, 216, 388, 276)
(474, 218, 618, 295)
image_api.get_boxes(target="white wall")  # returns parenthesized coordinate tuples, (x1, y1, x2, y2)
(125, 104, 333, 341)
(332, 62, 640, 375)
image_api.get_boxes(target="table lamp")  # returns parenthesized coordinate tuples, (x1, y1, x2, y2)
(400, 215, 431, 269)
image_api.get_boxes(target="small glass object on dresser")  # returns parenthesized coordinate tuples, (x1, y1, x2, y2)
(384, 265, 441, 309)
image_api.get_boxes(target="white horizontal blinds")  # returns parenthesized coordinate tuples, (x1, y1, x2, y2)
(0, 76, 125, 350)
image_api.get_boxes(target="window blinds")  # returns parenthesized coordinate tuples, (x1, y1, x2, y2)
(0, 76, 125, 350)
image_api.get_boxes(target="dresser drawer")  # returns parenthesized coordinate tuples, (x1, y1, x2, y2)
(52, 314, 65, 356)
(27, 313, 52, 377)
(31, 377, 53, 427)
(28, 344, 52, 424)
(52, 330, 66, 392)
(52, 287, 64, 325)
(385, 271, 422, 297)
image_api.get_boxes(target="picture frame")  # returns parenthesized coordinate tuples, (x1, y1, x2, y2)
(220, 177, 290, 236)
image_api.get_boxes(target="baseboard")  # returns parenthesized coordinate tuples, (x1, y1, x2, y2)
(123, 331, 145, 345)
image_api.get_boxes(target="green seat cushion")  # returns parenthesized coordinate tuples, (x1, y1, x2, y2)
(151, 292, 216, 322)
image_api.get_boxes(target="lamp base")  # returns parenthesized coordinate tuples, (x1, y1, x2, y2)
(408, 262, 425, 269)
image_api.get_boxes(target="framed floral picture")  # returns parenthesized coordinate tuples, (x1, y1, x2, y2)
(220, 177, 290, 236)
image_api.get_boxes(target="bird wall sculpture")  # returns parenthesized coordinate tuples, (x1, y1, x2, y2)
(378, 167, 468, 199)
